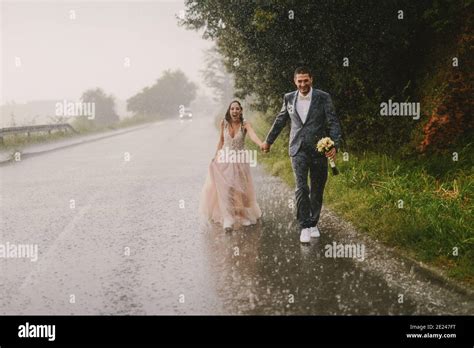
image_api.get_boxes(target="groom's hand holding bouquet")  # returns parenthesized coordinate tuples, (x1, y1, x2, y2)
(316, 137, 339, 175)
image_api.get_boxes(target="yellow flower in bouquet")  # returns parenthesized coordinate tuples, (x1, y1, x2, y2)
(316, 137, 339, 175)
(317, 137, 335, 152)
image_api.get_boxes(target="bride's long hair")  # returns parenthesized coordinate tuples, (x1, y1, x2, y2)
(224, 100, 246, 133)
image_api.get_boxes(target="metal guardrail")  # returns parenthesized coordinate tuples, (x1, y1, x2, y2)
(0, 124, 78, 144)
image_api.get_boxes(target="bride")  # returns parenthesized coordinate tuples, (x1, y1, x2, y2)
(199, 100, 263, 232)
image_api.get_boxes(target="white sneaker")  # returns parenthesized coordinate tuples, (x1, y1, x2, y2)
(223, 218, 233, 232)
(300, 228, 311, 243)
(310, 226, 320, 238)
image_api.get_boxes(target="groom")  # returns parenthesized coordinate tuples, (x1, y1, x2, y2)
(261, 66, 342, 244)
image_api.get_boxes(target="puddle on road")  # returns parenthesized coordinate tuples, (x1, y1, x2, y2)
(202, 218, 421, 315)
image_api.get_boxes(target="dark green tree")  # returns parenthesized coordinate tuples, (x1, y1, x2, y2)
(179, 0, 469, 152)
(81, 88, 119, 126)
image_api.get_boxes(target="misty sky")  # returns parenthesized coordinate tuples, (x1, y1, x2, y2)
(1, 0, 214, 105)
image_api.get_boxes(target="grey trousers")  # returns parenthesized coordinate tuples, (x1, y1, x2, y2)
(290, 148, 328, 229)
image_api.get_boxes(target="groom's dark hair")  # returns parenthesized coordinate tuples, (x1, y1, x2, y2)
(294, 66, 312, 77)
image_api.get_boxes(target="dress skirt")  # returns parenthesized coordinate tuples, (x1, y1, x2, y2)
(199, 159, 262, 226)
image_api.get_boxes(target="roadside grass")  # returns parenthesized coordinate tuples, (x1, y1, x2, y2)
(248, 114, 473, 286)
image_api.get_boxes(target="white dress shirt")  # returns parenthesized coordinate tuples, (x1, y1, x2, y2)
(296, 87, 312, 124)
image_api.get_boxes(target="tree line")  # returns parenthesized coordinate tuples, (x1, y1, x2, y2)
(76, 69, 197, 127)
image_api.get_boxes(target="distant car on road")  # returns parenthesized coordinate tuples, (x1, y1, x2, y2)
(179, 107, 193, 119)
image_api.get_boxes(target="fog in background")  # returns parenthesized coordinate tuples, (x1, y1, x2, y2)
(0, 0, 216, 127)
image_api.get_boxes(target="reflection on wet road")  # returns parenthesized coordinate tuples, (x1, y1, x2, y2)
(203, 183, 421, 315)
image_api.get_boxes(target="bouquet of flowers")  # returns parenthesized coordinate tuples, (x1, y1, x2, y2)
(316, 137, 339, 176)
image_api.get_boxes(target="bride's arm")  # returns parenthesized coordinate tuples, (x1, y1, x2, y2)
(213, 120, 225, 159)
(244, 121, 263, 148)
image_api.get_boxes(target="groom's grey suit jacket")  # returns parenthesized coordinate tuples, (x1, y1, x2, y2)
(265, 88, 342, 157)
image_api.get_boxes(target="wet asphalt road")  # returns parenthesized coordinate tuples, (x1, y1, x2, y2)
(1, 115, 472, 315)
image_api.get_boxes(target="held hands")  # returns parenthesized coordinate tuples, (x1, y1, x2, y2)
(260, 142, 271, 153)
